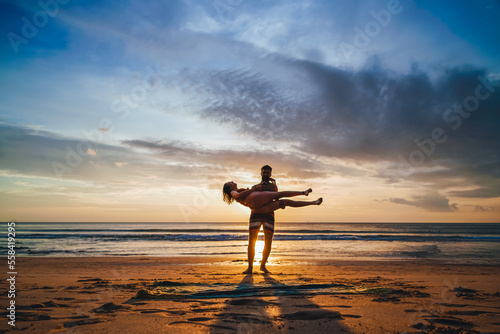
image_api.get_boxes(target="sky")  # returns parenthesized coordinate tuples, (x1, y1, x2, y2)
(0, 0, 499, 223)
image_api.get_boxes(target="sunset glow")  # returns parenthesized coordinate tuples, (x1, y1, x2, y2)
(0, 1, 499, 223)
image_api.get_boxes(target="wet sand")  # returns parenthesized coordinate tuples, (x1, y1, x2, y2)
(1, 257, 499, 333)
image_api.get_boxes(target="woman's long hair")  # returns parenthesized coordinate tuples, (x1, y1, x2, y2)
(222, 183, 234, 205)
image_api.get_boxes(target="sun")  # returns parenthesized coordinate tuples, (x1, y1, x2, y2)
(255, 239, 265, 258)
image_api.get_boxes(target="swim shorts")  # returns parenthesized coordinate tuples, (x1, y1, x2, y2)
(249, 212, 275, 232)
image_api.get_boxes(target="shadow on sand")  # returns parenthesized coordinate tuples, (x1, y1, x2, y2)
(209, 273, 353, 333)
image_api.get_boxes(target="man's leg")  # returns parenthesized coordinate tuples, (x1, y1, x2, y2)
(260, 228, 274, 274)
(243, 228, 260, 274)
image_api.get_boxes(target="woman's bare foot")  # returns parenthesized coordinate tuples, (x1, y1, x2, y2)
(260, 266, 271, 274)
(315, 198, 323, 205)
(242, 267, 253, 274)
(303, 188, 312, 196)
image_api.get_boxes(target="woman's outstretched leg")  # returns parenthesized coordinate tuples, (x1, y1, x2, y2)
(251, 197, 322, 214)
(280, 197, 323, 208)
(245, 188, 312, 209)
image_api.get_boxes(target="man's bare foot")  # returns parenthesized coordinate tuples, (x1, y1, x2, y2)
(242, 267, 253, 274)
(303, 188, 312, 196)
(260, 266, 271, 274)
(315, 198, 323, 205)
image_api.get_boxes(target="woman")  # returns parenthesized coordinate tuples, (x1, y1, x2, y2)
(222, 181, 322, 213)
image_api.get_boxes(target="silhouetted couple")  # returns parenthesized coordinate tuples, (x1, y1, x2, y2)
(223, 165, 322, 274)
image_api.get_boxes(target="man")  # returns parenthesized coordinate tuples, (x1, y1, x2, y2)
(243, 165, 278, 274)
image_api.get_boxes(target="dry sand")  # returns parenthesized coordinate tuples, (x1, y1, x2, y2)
(1, 257, 499, 333)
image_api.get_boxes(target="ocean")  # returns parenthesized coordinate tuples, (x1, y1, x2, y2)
(3, 222, 500, 264)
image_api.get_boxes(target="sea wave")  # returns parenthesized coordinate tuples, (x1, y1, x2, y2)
(12, 233, 500, 242)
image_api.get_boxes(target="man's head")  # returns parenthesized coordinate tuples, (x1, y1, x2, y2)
(261, 165, 272, 182)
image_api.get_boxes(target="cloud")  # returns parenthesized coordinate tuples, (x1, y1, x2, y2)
(0, 122, 137, 180)
(449, 186, 500, 198)
(167, 56, 500, 197)
(120, 138, 336, 180)
(0, 122, 205, 191)
(474, 205, 497, 212)
(4, 1, 499, 192)
(389, 191, 459, 212)
(2, 0, 500, 222)
(0, 122, 342, 190)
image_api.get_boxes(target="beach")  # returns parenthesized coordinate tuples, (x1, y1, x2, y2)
(2, 256, 499, 333)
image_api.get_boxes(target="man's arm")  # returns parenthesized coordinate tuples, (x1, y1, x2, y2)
(268, 178, 278, 192)
(232, 186, 260, 202)
(252, 179, 278, 192)
(270, 182, 278, 192)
